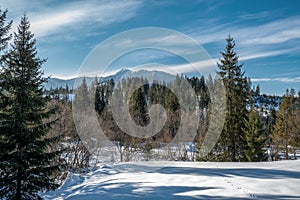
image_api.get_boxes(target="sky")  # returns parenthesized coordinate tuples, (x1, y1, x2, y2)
(1, 0, 300, 95)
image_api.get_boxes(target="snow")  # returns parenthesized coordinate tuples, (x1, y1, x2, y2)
(42, 160, 300, 199)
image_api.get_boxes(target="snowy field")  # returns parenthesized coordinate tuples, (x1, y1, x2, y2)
(42, 160, 300, 199)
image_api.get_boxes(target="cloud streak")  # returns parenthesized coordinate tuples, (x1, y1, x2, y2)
(189, 15, 300, 46)
(252, 77, 300, 83)
(5, 0, 142, 38)
(240, 16, 300, 45)
(238, 11, 274, 20)
(238, 48, 296, 61)
(187, 14, 300, 61)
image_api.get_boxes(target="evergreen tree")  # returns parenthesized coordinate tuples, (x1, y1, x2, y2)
(291, 91, 300, 149)
(0, 8, 11, 56)
(0, 15, 61, 199)
(255, 84, 260, 96)
(243, 109, 267, 161)
(199, 75, 209, 109)
(95, 84, 106, 115)
(217, 36, 249, 162)
(74, 77, 90, 109)
(272, 93, 293, 160)
(265, 107, 276, 151)
(129, 87, 149, 126)
(89, 76, 98, 102)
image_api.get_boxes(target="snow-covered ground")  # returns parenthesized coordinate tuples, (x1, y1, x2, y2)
(42, 160, 300, 199)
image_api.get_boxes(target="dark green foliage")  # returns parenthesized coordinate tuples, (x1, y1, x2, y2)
(265, 107, 276, 150)
(95, 83, 106, 115)
(217, 36, 250, 162)
(186, 75, 210, 109)
(129, 87, 149, 126)
(243, 109, 267, 162)
(0, 7, 11, 55)
(0, 15, 62, 199)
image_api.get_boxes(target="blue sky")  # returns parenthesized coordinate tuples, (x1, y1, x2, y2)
(1, 0, 300, 95)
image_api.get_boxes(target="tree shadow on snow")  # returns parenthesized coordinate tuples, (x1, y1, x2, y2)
(44, 163, 300, 199)
(62, 180, 300, 200)
(157, 166, 300, 179)
(65, 182, 221, 200)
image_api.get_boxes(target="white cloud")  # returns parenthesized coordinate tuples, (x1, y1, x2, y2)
(239, 11, 273, 20)
(240, 16, 300, 45)
(31, 10, 85, 37)
(185, 14, 300, 63)
(4, 0, 142, 38)
(189, 15, 300, 46)
(252, 77, 300, 83)
(239, 49, 294, 61)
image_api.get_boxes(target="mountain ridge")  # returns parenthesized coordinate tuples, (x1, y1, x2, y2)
(43, 69, 177, 90)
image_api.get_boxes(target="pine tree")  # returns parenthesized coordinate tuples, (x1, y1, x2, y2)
(0, 8, 11, 56)
(291, 91, 300, 150)
(95, 84, 106, 115)
(255, 84, 260, 96)
(265, 107, 276, 152)
(0, 9, 12, 197)
(272, 93, 293, 160)
(217, 36, 249, 162)
(243, 109, 267, 161)
(74, 77, 90, 109)
(129, 87, 149, 126)
(89, 76, 98, 103)
(0, 15, 61, 199)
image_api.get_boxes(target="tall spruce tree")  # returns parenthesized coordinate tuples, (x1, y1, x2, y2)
(0, 10, 12, 195)
(0, 15, 61, 199)
(217, 36, 249, 162)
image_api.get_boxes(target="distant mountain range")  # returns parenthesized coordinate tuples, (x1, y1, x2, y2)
(43, 69, 177, 90)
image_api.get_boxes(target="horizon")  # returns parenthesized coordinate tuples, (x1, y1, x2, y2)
(44, 68, 293, 97)
(2, 0, 300, 96)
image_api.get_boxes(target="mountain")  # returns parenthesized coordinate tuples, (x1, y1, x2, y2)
(43, 69, 176, 90)
(99, 68, 131, 83)
(122, 69, 176, 84)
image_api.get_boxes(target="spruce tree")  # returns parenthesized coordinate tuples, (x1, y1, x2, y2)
(74, 77, 90, 109)
(0, 15, 61, 199)
(0, 8, 11, 55)
(0, 10, 12, 197)
(291, 91, 300, 149)
(265, 107, 276, 156)
(129, 87, 149, 126)
(243, 109, 266, 161)
(95, 84, 106, 115)
(217, 36, 249, 162)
